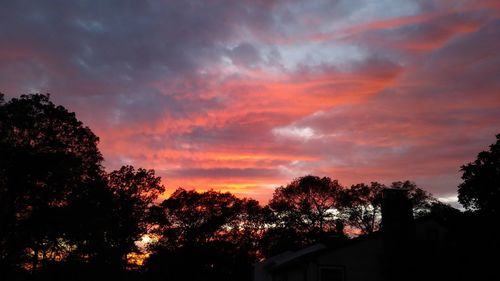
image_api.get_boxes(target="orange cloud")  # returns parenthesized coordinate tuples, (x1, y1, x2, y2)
(2, 0, 499, 205)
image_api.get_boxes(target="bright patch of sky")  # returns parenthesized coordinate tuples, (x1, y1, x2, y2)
(273, 126, 316, 140)
(277, 42, 367, 70)
(340, 0, 420, 26)
(232, 0, 421, 73)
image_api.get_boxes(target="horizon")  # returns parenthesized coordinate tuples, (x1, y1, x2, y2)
(2, 0, 500, 205)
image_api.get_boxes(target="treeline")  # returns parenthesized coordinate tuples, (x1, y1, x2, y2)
(1, 94, 498, 281)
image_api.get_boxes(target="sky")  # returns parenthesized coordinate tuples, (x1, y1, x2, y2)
(1, 0, 499, 205)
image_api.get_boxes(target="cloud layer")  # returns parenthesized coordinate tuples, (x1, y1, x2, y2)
(1, 0, 499, 203)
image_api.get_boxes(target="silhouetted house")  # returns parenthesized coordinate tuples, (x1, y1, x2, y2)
(254, 189, 450, 281)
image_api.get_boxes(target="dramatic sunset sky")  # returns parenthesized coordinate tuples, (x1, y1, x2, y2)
(1, 0, 499, 205)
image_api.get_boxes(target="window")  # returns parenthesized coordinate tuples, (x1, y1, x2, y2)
(319, 266, 344, 281)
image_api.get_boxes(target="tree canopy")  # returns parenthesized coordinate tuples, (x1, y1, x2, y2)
(147, 188, 263, 281)
(0, 94, 104, 274)
(458, 134, 500, 216)
(0, 94, 163, 278)
(268, 175, 343, 235)
(340, 182, 384, 234)
(105, 165, 165, 266)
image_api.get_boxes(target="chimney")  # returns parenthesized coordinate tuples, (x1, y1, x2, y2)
(381, 188, 415, 281)
(381, 188, 413, 232)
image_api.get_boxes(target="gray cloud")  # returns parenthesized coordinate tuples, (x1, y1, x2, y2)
(1, 0, 499, 202)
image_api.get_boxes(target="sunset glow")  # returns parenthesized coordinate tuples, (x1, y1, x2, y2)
(1, 0, 500, 205)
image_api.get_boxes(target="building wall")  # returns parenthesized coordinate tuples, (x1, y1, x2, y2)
(255, 219, 449, 281)
(313, 237, 384, 281)
(266, 237, 385, 281)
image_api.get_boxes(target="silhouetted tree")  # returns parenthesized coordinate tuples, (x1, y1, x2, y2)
(0, 94, 104, 276)
(341, 180, 436, 235)
(154, 188, 242, 247)
(105, 165, 165, 267)
(225, 197, 267, 261)
(452, 134, 500, 280)
(147, 188, 263, 281)
(261, 175, 344, 256)
(458, 134, 500, 217)
(340, 182, 384, 234)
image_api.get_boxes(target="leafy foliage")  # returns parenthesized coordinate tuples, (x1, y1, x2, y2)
(261, 176, 344, 256)
(268, 175, 343, 235)
(458, 134, 500, 216)
(106, 165, 165, 265)
(340, 182, 384, 234)
(148, 188, 264, 281)
(0, 94, 104, 273)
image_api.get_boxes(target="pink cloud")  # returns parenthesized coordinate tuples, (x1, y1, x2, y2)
(1, 0, 499, 205)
